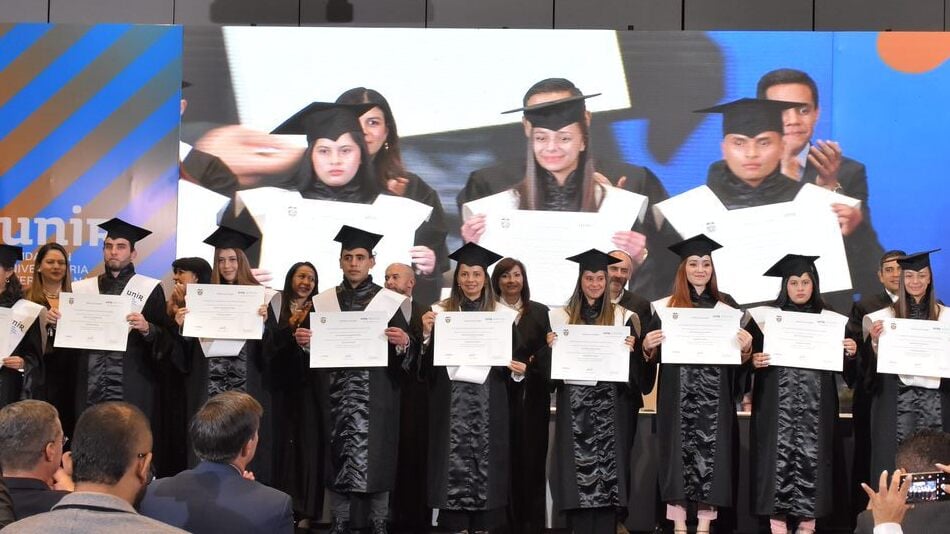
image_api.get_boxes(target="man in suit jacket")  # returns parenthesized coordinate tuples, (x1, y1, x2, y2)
(0, 400, 71, 519)
(139, 391, 293, 534)
(4, 402, 185, 533)
(607, 250, 652, 331)
(855, 430, 950, 534)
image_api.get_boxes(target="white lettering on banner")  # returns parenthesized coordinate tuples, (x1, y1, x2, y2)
(0, 205, 107, 247)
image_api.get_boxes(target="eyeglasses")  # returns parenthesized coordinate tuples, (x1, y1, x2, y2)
(47, 435, 68, 448)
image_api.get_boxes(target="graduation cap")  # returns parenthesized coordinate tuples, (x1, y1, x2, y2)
(502, 93, 600, 131)
(896, 249, 940, 271)
(448, 242, 502, 269)
(763, 254, 820, 278)
(566, 248, 621, 273)
(98, 218, 152, 246)
(203, 226, 258, 251)
(668, 234, 722, 260)
(172, 257, 212, 284)
(0, 244, 23, 268)
(272, 102, 376, 144)
(695, 97, 803, 138)
(181, 80, 192, 89)
(334, 225, 383, 253)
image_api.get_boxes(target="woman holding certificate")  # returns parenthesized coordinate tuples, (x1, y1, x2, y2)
(172, 225, 276, 484)
(748, 254, 857, 534)
(864, 249, 950, 480)
(420, 243, 527, 533)
(0, 245, 43, 407)
(545, 249, 652, 534)
(491, 257, 551, 534)
(640, 234, 751, 534)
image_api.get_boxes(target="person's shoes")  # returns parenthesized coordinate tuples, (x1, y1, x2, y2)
(371, 519, 388, 534)
(328, 518, 350, 534)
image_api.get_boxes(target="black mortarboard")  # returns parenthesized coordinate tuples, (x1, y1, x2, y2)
(0, 245, 23, 268)
(181, 80, 192, 89)
(272, 102, 376, 144)
(668, 234, 723, 260)
(172, 257, 212, 284)
(502, 93, 600, 131)
(203, 226, 258, 251)
(695, 97, 803, 138)
(896, 249, 940, 271)
(448, 243, 502, 269)
(98, 218, 152, 245)
(333, 225, 383, 253)
(566, 248, 621, 273)
(763, 254, 820, 278)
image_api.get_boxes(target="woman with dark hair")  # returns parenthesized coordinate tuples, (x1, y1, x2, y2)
(0, 245, 44, 407)
(545, 248, 653, 534)
(421, 243, 527, 533)
(641, 235, 752, 534)
(748, 254, 856, 534)
(272, 261, 325, 522)
(490, 257, 550, 534)
(335, 87, 449, 307)
(865, 249, 950, 482)
(172, 225, 277, 484)
(25, 242, 74, 429)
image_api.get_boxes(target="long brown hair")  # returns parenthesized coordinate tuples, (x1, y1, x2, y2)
(26, 242, 73, 308)
(894, 268, 940, 320)
(667, 257, 722, 308)
(335, 87, 406, 186)
(564, 271, 616, 326)
(211, 248, 259, 286)
(517, 119, 598, 212)
(439, 264, 495, 312)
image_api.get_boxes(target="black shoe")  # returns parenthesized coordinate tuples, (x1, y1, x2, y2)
(371, 519, 388, 534)
(328, 518, 350, 534)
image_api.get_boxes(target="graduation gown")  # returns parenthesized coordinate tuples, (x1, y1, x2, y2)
(652, 289, 744, 507)
(174, 286, 278, 485)
(549, 301, 655, 514)
(180, 147, 239, 196)
(863, 299, 950, 478)
(0, 296, 43, 407)
(503, 299, 551, 534)
(36, 305, 80, 436)
(74, 265, 172, 441)
(316, 278, 413, 498)
(424, 299, 525, 524)
(750, 303, 839, 519)
(456, 159, 677, 301)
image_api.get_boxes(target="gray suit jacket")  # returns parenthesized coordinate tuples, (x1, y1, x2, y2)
(3, 491, 186, 533)
(855, 502, 950, 534)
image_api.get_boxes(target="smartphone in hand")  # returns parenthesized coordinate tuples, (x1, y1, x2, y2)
(906, 471, 950, 503)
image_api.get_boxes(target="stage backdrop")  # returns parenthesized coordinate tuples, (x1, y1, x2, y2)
(0, 23, 182, 286)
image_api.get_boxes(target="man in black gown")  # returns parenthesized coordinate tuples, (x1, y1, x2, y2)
(70, 218, 174, 473)
(295, 227, 415, 534)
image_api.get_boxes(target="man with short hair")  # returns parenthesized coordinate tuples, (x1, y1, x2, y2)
(4, 402, 185, 532)
(0, 400, 71, 519)
(757, 68, 885, 299)
(607, 249, 652, 329)
(139, 391, 293, 533)
(856, 431, 950, 533)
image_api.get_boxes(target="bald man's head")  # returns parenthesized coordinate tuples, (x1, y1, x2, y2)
(607, 250, 634, 299)
(384, 263, 416, 296)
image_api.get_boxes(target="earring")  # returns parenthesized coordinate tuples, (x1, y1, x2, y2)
(383, 141, 390, 151)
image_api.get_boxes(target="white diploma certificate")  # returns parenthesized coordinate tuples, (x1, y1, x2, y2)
(654, 184, 854, 305)
(550, 324, 630, 382)
(0, 308, 10, 357)
(462, 187, 646, 305)
(761, 309, 849, 372)
(182, 284, 266, 340)
(434, 311, 513, 367)
(54, 293, 131, 351)
(309, 311, 389, 368)
(876, 318, 950, 378)
(655, 307, 743, 365)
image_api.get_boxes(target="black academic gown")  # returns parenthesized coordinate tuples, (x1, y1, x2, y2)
(457, 159, 677, 301)
(865, 297, 950, 479)
(0, 295, 43, 407)
(74, 265, 172, 461)
(174, 284, 278, 485)
(505, 299, 551, 534)
(424, 298, 527, 531)
(36, 304, 79, 436)
(653, 289, 744, 508)
(181, 148, 239, 196)
(318, 277, 413, 528)
(750, 303, 839, 519)
(548, 299, 655, 528)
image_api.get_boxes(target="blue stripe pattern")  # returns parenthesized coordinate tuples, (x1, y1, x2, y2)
(0, 24, 50, 74)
